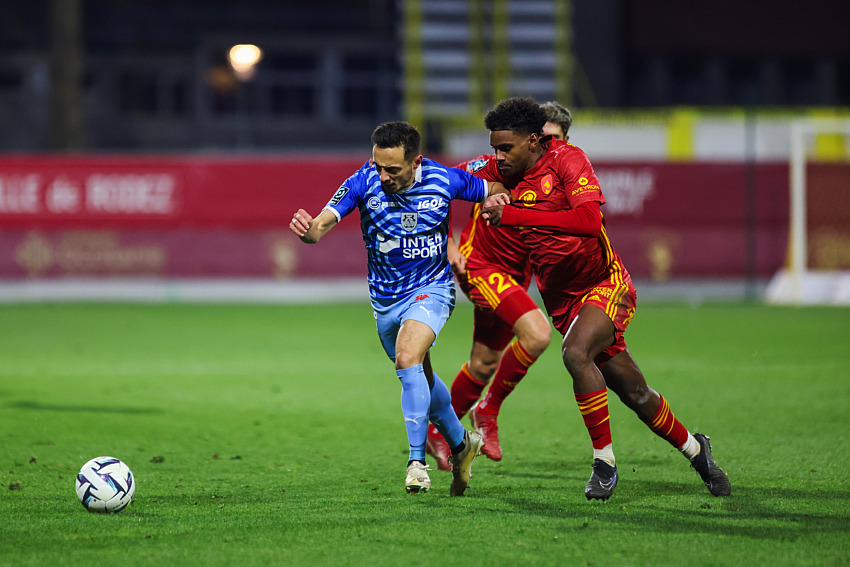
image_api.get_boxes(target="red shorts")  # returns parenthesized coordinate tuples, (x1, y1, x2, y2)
(469, 306, 514, 352)
(544, 272, 637, 365)
(459, 268, 539, 351)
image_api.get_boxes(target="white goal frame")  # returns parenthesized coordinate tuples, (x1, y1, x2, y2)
(765, 118, 850, 305)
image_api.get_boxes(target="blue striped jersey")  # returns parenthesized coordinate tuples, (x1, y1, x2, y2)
(324, 158, 487, 300)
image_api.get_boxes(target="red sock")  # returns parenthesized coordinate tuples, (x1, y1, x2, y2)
(476, 341, 536, 417)
(575, 389, 613, 449)
(648, 395, 689, 449)
(450, 362, 488, 418)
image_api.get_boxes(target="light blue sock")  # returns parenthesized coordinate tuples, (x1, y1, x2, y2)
(397, 365, 430, 463)
(429, 372, 466, 449)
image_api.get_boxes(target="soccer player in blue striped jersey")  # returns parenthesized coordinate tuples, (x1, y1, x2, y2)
(290, 121, 507, 496)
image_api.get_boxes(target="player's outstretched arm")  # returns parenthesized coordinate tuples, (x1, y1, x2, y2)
(491, 200, 602, 236)
(289, 208, 338, 244)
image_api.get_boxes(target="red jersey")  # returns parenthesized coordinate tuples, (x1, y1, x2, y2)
(477, 140, 627, 297)
(454, 155, 531, 284)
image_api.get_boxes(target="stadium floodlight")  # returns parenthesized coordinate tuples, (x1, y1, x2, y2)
(228, 44, 263, 81)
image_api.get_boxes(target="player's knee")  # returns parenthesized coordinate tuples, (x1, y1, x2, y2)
(519, 325, 550, 358)
(468, 356, 497, 382)
(561, 340, 590, 372)
(394, 348, 421, 370)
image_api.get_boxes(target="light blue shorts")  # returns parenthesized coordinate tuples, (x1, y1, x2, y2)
(372, 282, 456, 361)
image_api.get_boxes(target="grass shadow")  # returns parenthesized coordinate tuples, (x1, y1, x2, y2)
(7, 400, 164, 415)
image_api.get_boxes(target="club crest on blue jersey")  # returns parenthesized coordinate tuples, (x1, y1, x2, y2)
(401, 212, 418, 231)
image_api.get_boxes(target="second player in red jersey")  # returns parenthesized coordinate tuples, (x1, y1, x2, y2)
(425, 103, 573, 469)
(478, 97, 731, 502)
(476, 137, 636, 361)
(426, 153, 547, 468)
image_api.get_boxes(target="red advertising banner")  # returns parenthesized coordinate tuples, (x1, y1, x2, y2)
(592, 162, 790, 279)
(0, 155, 363, 228)
(0, 155, 792, 280)
(0, 155, 369, 279)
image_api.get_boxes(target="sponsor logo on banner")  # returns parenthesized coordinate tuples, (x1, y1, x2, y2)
(401, 212, 418, 231)
(14, 230, 166, 277)
(269, 235, 297, 278)
(0, 171, 180, 216)
(86, 174, 177, 214)
(14, 231, 52, 276)
(0, 174, 40, 213)
(594, 168, 655, 216)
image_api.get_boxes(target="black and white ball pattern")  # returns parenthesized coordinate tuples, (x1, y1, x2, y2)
(75, 456, 135, 513)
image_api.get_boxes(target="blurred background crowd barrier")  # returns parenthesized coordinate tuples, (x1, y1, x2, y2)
(1, 0, 848, 303)
(0, 156, 790, 281)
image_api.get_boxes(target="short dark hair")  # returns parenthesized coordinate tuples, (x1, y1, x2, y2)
(541, 100, 572, 135)
(484, 97, 547, 136)
(371, 121, 421, 161)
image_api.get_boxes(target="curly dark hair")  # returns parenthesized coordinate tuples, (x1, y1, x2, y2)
(371, 121, 421, 161)
(484, 97, 547, 136)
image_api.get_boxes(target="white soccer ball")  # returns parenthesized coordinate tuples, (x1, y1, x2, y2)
(75, 456, 136, 513)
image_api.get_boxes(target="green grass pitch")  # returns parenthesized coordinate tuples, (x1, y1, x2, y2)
(1, 300, 848, 566)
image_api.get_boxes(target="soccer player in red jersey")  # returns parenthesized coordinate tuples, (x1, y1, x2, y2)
(478, 97, 731, 500)
(425, 103, 573, 470)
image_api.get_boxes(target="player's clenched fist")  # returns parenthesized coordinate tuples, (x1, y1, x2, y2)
(289, 208, 313, 237)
